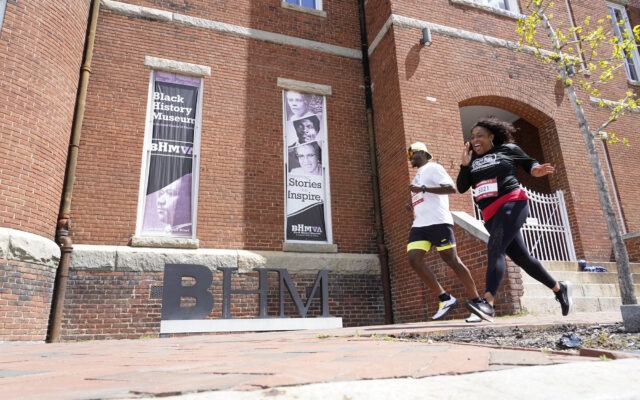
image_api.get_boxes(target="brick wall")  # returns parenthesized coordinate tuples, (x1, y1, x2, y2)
(70, 3, 376, 253)
(0, 2, 90, 341)
(625, 234, 640, 263)
(366, 0, 640, 320)
(0, 260, 56, 341)
(117, 0, 361, 49)
(0, 1, 89, 238)
(60, 269, 385, 341)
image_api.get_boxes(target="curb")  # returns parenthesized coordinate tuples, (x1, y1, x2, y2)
(579, 347, 640, 360)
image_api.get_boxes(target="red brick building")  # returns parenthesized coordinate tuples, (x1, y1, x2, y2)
(1, 0, 638, 341)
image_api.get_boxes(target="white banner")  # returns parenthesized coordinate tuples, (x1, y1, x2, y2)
(283, 90, 329, 242)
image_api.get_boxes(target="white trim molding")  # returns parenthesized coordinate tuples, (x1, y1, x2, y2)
(450, 0, 523, 19)
(370, 13, 562, 59)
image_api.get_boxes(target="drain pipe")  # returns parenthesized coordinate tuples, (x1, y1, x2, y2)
(357, 0, 393, 324)
(47, 0, 100, 343)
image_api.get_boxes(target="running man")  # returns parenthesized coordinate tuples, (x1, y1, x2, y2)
(406, 142, 484, 321)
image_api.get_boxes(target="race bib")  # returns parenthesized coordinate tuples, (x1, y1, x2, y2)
(412, 193, 424, 207)
(473, 178, 498, 200)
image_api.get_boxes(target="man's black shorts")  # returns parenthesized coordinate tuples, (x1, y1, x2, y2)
(407, 224, 456, 252)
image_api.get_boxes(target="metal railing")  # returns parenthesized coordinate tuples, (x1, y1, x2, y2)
(474, 186, 577, 261)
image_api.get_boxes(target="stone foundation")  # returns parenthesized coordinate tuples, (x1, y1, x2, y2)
(0, 228, 60, 341)
(59, 245, 385, 341)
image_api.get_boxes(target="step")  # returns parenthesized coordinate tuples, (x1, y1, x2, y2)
(523, 282, 640, 298)
(541, 261, 640, 273)
(521, 271, 640, 285)
(520, 296, 623, 315)
(518, 261, 640, 314)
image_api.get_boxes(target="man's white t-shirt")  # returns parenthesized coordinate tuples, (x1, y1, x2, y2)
(410, 162, 454, 227)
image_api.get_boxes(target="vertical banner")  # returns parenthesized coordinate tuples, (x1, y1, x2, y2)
(284, 90, 328, 242)
(141, 72, 199, 236)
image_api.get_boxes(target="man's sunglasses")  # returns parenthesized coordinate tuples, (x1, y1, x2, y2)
(407, 148, 423, 160)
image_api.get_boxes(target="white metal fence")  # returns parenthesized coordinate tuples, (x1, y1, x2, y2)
(474, 186, 577, 261)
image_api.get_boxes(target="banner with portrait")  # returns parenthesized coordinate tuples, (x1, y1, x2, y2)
(283, 90, 329, 242)
(141, 72, 199, 237)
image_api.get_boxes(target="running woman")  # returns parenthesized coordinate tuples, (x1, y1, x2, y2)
(457, 117, 572, 322)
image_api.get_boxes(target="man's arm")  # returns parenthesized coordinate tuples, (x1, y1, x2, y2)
(409, 183, 456, 194)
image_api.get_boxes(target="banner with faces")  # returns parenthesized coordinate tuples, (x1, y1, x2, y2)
(283, 90, 329, 242)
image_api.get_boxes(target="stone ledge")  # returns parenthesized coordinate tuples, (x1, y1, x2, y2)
(144, 56, 211, 76)
(452, 211, 489, 243)
(130, 236, 200, 249)
(282, 242, 338, 253)
(71, 245, 380, 275)
(277, 78, 332, 96)
(0, 227, 60, 267)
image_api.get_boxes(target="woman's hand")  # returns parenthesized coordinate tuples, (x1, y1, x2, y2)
(461, 142, 472, 166)
(531, 163, 555, 177)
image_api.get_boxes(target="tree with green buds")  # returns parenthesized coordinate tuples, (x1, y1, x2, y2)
(517, 0, 638, 308)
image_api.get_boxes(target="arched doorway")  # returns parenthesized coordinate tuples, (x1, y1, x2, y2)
(458, 104, 576, 261)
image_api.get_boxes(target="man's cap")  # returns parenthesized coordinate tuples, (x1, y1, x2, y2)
(408, 142, 433, 160)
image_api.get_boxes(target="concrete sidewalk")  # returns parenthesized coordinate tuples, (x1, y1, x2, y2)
(1, 312, 639, 400)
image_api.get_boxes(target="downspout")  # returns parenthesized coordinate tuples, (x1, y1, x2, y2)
(47, 0, 100, 343)
(357, 0, 393, 324)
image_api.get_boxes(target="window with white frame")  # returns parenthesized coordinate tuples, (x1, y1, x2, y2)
(284, 0, 322, 11)
(136, 71, 203, 238)
(479, 0, 519, 13)
(607, 2, 640, 82)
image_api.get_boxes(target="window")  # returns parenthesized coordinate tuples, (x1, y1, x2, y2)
(284, 0, 322, 11)
(607, 2, 640, 82)
(136, 71, 203, 238)
(480, 0, 519, 13)
(452, 0, 521, 16)
(0, 0, 7, 34)
(282, 89, 332, 244)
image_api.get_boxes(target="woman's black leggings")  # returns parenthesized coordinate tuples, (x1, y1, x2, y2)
(483, 200, 556, 296)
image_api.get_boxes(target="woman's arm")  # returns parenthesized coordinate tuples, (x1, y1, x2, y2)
(456, 142, 473, 193)
(531, 163, 555, 177)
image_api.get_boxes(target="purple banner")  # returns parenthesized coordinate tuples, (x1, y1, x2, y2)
(141, 74, 198, 236)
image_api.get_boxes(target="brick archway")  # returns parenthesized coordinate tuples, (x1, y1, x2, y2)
(448, 77, 586, 267)
(447, 76, 560, 124)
